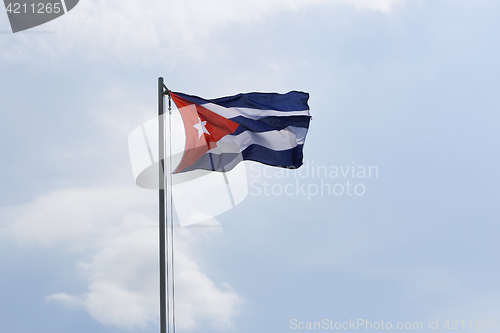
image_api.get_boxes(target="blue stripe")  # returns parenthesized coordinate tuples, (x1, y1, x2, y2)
(172, 91, 309, 112)
(177, 152, 241, 173)
(230, 116, 310, 135)
(253, 115, 310, 129)
(242, 144, 304, 169)
(231, 117, 274, 134)
(177, 144, 304, 172)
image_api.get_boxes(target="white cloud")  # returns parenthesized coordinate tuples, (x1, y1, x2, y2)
(3, 186, 242, 330)
(0, 0, 403, 65)
(2, 186, 153, 249)
(342, 0, 402, 13)
(173, 239, 242, 330)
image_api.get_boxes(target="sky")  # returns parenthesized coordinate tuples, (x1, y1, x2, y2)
(1, 0, 500, 332)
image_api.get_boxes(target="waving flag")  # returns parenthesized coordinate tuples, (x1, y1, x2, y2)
(170, 91, 310, 173)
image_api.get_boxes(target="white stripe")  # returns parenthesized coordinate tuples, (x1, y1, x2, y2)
(201, 102, 310, 120)
(61, 0, 68, 13)
(289, 127, 308, 145)
(218, 126, 306, 151)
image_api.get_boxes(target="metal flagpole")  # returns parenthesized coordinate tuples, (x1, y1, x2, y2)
(158, 77, 167, 333)
(159, 77, 176, 333)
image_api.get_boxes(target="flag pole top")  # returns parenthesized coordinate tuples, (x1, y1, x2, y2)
(159, 77, 171, 96)
(163, 84, 171, 96)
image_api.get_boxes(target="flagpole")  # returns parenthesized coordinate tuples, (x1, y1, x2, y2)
(158, 77, 167, 333)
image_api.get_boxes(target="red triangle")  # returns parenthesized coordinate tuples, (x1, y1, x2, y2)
(171, 93, 239, 172)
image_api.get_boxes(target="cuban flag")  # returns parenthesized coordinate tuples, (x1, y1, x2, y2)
(170, 91, 311, 173)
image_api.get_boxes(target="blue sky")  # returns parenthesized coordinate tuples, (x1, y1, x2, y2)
(1, 0, 500, 332)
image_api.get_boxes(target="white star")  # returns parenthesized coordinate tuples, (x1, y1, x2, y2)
(193, 116, 210, 139)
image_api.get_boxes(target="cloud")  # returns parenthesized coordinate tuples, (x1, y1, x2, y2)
(0, 0, 403, 65)
(2, 186, 153, 249)
(342, 0, 402, 13)
(3, 186, 242, 330)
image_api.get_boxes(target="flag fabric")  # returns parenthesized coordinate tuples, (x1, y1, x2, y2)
(170, 91, 310, 173)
